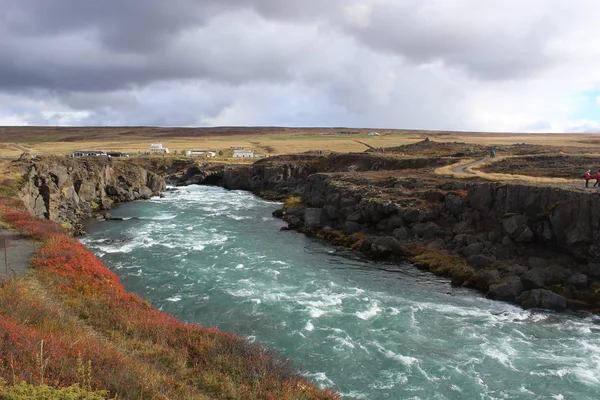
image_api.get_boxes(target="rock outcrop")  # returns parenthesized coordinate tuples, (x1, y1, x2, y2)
(18, 156, 165, 234)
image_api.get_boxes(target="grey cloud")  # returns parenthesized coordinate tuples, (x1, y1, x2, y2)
(338, 2, 560, 80)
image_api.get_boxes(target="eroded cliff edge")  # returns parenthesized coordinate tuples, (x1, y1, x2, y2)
(167, 153, 600, 312)
(16, 155, 165, 234)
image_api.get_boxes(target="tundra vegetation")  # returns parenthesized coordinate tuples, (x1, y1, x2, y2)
(0, 196, 338, 399)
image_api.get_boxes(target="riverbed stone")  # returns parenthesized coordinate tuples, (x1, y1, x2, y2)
(469, 269, 501, 291)
(487, 276, 523, 301)
(516, 289, 567, 311)
(370, 236, 403, 258)
(521, 268, 547, 290)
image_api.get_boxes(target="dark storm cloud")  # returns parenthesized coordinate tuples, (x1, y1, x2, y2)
(1, 0, 558, 95)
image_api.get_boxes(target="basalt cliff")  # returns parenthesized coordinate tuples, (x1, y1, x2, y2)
(164, 152, 600, 312)
(16, 155, 165, 234)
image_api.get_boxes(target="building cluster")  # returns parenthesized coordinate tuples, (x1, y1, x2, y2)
(70, 143, 263, 159)
(70, 150, 129, 158)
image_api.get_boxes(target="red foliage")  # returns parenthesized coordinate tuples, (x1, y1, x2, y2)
(0, 204, 339, 399)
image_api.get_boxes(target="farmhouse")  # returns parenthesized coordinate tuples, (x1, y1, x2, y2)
(150, 143, 169, 154)
(70, 150, 106, 157)
(368, 132, 380, 136)
(233, 149, 255, 158)
(186, 150, 217, 158)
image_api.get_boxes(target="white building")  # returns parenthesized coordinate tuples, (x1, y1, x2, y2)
(367, 132, 380, 136)
(233, 149, 255, 158)
(71, 150, 107, 157)
(186, 150, 216, 158)
(150, 143, 169, 153)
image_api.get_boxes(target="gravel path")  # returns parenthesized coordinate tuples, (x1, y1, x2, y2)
(0, 226, 36, 280)
(451, 157, 490, 175)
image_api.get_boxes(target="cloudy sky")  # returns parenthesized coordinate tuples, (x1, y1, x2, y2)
(1, 0, 600, 132)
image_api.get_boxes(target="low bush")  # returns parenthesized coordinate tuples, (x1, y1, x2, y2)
(0, 206, 338, 399)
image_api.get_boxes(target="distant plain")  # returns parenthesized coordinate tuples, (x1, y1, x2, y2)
(1, 126, 599, 158)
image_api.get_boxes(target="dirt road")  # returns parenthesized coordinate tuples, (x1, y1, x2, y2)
(451, 157, 490, 175)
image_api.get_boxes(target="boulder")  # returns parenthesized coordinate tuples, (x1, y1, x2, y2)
(501, 236, 513, 247)
(452, 221, 472, 234)
(521, 268, 547, 290)
(487, 276, 523, 302)
(505, 264, 528, 276)
(465, 235, 479, 245)
(528, 257, 548, 269)
(412, 222, 440, 240)
(323, 205, 338, 220)
(392, 227, 410, 241)
(491, 245, 511, 260)
(502, 214, 529, 239)
(403, 209, 422, 223)
(467, 254, 494, 269)
(370, 236, 403, 258)
(462, 243, 484, 257)
(515, 227, 534, 243)
(444, 194, 463, 216)
(387, 214, 404, 229)
(469, 269, 501, 291)
(588, 263, 600, 279)
(343, 221, 362, 234)
(564, 273, 588, 290)
(516, 289, 567, 311)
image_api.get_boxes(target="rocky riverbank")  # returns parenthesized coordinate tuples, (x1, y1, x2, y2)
(15, 154, 165, 234)
(13, 148, 600, 312)
(164, 152, 600, 312)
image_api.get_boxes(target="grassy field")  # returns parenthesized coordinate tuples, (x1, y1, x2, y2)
(2, 126, 600, 158)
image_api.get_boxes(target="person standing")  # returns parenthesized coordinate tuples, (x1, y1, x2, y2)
(585, 169, 591, 187)
(594, 170, 600, 187)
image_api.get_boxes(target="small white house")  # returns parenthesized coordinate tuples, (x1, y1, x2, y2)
(367, 132, 380, 136)
(150, 143, 169, 154)
(233, 149, 255, 158)
(186, 150, 217, 158)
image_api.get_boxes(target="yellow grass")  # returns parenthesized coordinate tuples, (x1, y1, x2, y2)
(3, 128, 600, 158)
(435, 156, 580, 184)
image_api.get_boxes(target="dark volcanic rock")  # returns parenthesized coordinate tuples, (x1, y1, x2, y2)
(20, 157, 165, 232)
(502, 215, 529, 239)
(487, 276, 523, 302)
(467, 254, 494, 269)
(462, 243, 483, 257)
(370, 236, 403, 258)
(516, 289, 567, 311)
(468, 269, 501, 291)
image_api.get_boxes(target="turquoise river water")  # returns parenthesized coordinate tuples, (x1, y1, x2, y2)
(81, 185, 600, 399)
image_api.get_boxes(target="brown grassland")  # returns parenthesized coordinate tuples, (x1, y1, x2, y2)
(2, 126, 600, 158)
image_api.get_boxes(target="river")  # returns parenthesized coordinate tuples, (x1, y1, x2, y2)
(81, 185, 600, 399)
